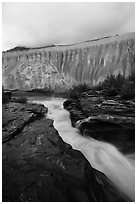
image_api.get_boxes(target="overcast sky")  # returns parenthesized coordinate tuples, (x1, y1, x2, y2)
(2, 2, 135, 51)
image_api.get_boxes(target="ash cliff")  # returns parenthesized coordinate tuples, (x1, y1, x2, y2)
(2, 32, 135, 90)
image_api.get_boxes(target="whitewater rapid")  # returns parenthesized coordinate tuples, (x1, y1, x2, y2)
(32, 97, 135, 201)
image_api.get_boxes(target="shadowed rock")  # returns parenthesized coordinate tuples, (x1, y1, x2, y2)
(2, 102, 129, 201)
(63, 97, 135, 154)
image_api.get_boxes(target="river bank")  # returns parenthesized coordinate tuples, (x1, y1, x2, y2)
(64, 96, 135, 155)
(2, 99, 130, 201)
(63, 96, 135, 200)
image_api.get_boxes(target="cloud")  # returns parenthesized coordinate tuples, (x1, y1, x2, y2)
(2, 2, 135, 51)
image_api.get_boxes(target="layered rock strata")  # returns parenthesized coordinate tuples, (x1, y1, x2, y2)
(2, 32, 135, 90)
(63, 97, 135, 154)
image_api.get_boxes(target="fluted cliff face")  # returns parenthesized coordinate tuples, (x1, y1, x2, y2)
(2, 32, 135, 90)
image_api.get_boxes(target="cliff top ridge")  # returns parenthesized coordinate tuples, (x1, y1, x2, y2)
(2, 32, 135, 56)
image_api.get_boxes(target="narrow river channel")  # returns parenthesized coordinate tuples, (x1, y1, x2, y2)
(31, 97, 135, 201)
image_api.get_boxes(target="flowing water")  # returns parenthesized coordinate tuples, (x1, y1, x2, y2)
(31, 97, 135, 201)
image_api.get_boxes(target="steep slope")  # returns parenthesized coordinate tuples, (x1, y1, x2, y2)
(2, 32, 135, 90)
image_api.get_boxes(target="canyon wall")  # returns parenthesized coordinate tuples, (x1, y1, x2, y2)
(2, 32, 135, 90)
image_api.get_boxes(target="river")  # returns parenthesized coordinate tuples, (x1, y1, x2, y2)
(30, 97, 135, 201)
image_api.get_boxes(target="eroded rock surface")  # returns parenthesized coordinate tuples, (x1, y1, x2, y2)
(2, 102, 48, 142)
(3, 102, 128, 201)
(63, 97, 135, 154)
(2, 33, 135, 90)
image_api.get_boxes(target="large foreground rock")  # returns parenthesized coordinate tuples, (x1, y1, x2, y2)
(3, 102, 129, 201)
(2, 102, 48, 142)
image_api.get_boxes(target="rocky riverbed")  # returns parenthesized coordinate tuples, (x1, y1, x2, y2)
(63, 96, 135, 155)
(2, 100, 130, 202)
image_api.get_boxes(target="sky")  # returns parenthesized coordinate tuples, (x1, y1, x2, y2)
(2, 2, 135, 51)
